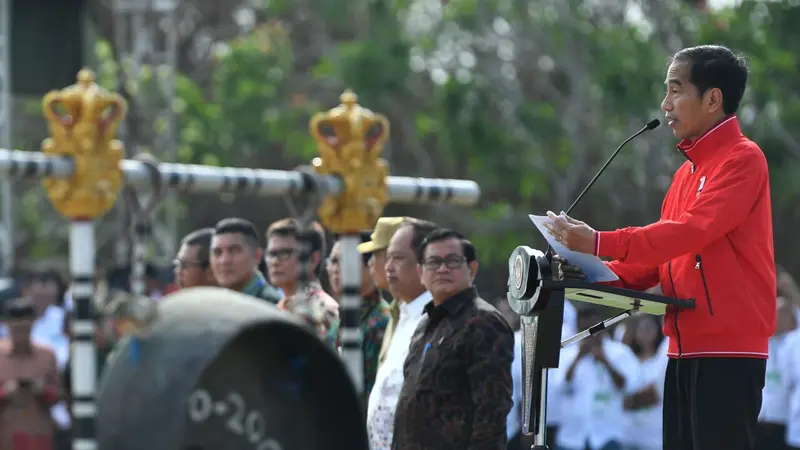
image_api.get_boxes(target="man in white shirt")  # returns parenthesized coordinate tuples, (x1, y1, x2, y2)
(366, 218, 437, 450)
(554, 307, 640, 450)
(783, 324, 800, 450)
(768, 297, 799, 450)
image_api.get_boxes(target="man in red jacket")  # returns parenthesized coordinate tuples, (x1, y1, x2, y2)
(545, 45, 775, 450)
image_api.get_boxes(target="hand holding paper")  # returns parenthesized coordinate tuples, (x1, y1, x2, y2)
(529, 214, 618, 283)
(543, 211, 597, 255)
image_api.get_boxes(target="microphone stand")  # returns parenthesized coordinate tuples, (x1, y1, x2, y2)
(527, 119, 660, 450)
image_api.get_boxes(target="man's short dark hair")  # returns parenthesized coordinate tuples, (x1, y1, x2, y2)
(214, 218, 260, 248)
(266, 218, 327, 276)
(180, 227, 214, 263)
(398, 218, 438, 262)
(672, 45, 748, 115)
(417, 228, 477, 263)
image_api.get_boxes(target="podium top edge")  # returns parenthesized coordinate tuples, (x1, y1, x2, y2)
(541, 279, 695, 309)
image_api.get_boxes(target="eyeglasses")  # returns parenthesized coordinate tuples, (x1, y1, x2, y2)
(423, 256, 466, 271)
(173, 259, 209, 270)
(266, 248, 296, 261)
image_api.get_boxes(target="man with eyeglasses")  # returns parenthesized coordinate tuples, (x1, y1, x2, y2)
(210, 218, 282, 303)
(392, 228, 514, 450)
(174, 228, 218, 289)
(266, 218, 340, 349)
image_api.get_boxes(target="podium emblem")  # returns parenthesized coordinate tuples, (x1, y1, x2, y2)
(513, 254, 524, 290)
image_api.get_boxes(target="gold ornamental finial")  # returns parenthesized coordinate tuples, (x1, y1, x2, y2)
(77, 69, 95, 85)
(310, 91, 391, 232)
(340, 90, 358, 108)
(40, 69, 128, 220)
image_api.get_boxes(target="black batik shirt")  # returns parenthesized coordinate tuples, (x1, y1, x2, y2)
(391, 286, 514, 450)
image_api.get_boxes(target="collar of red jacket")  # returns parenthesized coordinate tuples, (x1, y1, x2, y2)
(677, 115, 743, 165)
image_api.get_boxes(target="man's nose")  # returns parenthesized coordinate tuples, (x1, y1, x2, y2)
(435, 264, 451, 274)
(661, 96, 672, 112)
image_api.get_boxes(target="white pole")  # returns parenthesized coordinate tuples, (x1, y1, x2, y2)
(0, 150, 482, 206)
(69, 220, 98, 450)
(0, 0, 13, 276)
(339, 235, 363, 396)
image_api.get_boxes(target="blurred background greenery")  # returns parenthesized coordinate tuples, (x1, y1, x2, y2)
(6, 0, 799, 298)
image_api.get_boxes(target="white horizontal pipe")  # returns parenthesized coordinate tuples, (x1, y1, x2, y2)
(0, 148, 481, 206)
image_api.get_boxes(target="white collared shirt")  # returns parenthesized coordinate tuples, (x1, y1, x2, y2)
(782, 328, 800, 446)
(554, 338, 641, 450)
(759, 334, 792, 424)
(366, 290, 431, 450)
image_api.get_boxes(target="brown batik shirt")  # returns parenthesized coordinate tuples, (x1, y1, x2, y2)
(391, 286, 514, 450)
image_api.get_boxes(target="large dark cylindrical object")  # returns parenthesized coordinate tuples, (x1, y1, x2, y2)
(97, 287, 367, 450)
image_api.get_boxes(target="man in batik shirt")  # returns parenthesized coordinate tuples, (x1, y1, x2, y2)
(328, 233, 391, 398)
(266, 218, 340, 349)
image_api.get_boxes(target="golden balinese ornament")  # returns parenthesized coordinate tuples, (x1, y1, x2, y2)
(309, 90, 390, 232)
(41, 69, 127, 220)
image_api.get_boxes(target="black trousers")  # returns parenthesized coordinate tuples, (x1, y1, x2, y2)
(663, 357, 766, 450)
(756, 422, 788, 450)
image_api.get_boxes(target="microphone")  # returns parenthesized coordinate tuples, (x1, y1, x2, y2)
(521, 119, 661, 442)
(565, 118, 660, 215)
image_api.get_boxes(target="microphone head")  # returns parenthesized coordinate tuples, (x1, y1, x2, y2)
(646, 119, 661, 130)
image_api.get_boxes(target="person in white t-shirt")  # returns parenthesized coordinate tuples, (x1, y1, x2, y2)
(783, 324, 800, 450)
(757, 297, 796, 449)
(555, 307, 641, 450)
(621, 314, 668, 450)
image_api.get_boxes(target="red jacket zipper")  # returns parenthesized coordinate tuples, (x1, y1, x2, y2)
(695, 255, 714, 316)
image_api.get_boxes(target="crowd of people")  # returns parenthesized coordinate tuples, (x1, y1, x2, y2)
(0, 43, 795, 450)
(0, 211, 797, 450)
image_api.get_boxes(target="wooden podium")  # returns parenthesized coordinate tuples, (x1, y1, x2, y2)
(506, 246, 695, 449)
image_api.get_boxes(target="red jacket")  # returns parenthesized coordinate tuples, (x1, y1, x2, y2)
(596, 116, 775, 359)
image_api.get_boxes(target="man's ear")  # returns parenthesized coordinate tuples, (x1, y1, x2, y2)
(254, 247, 264, 264)
(468, 260, 479, 283)
(705, 87, 724, 115)
(417, 263, 423, 279)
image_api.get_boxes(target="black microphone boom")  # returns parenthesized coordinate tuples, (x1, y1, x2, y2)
(565, 118, 660, 215)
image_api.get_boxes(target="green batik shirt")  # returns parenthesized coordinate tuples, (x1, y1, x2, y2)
(242, 272, 282, 304)
(361, 290, 391, 399)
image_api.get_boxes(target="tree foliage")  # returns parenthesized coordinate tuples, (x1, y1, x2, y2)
(13, 0, 800, 293)
(157, 0, 800, 289)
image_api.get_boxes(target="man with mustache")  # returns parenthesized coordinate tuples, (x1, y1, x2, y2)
(392, 228, 513, 450)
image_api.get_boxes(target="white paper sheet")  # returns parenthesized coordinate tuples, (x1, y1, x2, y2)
(528, 214, 619, 283)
